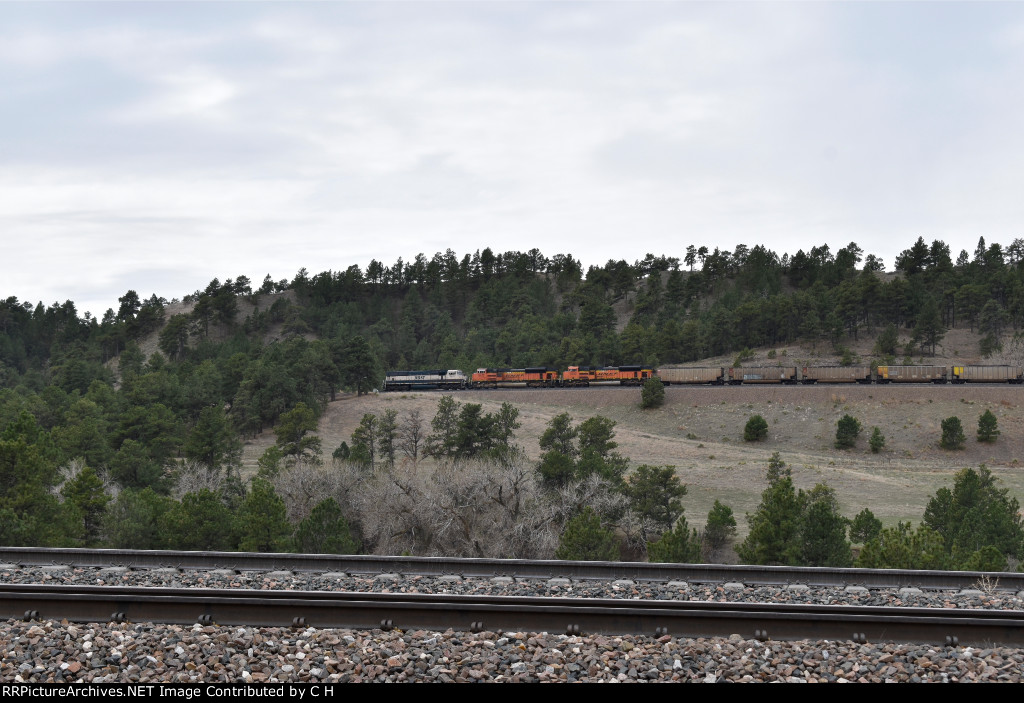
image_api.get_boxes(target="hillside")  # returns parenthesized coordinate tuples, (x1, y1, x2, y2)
(249, 379, 1024, 539)
(5, 240, 1024, 557)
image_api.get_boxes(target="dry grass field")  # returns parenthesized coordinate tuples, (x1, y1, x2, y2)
(241, 381, 1024, 539)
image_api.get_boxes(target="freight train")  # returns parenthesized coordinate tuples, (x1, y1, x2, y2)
(382, 364, 1024, 391)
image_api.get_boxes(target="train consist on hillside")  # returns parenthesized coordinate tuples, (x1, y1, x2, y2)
(381, 364, 1024, 391)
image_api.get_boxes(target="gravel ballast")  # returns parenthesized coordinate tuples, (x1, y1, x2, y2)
(2, 565, 1022, 610)
(4, 619, 1023, 683)
(4, 565, 1024, 682)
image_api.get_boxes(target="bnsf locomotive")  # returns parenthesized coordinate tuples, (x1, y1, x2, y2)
(382, 364, 1024, 391)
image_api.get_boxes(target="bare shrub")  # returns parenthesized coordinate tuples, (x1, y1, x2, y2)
(271, 461, 366, 524)
(353, 463, 432, 556)
(425, 457, 559, 559)
(171, 460, 225, 499)
(972, 574, 1000, 596)
(399, 409, 425, 465)
(52, 458, 119, 499)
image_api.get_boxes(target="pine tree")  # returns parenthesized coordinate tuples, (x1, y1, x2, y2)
(60, 465, 111, 547)
(640, 377, 665, 409)
(915, 297, 945, 356)
(274, 402, 322, 467)
(834, 414, 861, 449)
(702, 500, 737, 560)
(744, 414, 768, 442)
(539, 413, 578, 458)
(869, 427, 885, 453)
(849, 508, 882, 544)
(555, 507, 620, 561)
(798, 485, 852, 567)
(237, 479, 293, 553)
(626, 465, 686, 541)
(425, 396, 461, 458)
(857, 522, 948, 570)
(158, 490, 237, 551)
(350, 414, 378, 469)
(940, 416, 965, 449)
(648, 516, 701, 563)
(923, 466, 1024, 562)
(736, 462, 802, 565)
(294, 498, 360, 554)
(977, 410, 999, 443)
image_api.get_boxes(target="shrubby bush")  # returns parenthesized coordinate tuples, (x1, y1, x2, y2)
(744, 415, 768, 442)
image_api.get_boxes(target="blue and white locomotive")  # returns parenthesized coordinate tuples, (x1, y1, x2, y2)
(382, 369, 468, 392)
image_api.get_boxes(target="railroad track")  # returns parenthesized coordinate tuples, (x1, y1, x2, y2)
(4, 583, 1024, 647)
(4, 547, 1024, 591)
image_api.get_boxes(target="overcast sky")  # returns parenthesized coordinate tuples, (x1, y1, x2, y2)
(4, 2, 1024, 318)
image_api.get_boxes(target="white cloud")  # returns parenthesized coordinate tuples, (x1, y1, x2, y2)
(4, 2, 1024, 316)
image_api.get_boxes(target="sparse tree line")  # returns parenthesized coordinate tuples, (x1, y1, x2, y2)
(732, 453, 1023, 572)
(743, 409, 1001, 453)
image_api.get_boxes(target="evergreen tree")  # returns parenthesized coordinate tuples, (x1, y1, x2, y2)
(294, 498, 360, 554)
(869, 427, 885, 453)
(539, 413, 578, 458)
(425, 396, 460, 458)
(702, 500, 737, 560)
(101, 488, 173, 550)
(60, 465, 110, 547)
(491, 402, 522, 462)
(256, 445, 285, 478)
(873, 324, 899, 356)
(834, 414, 861, 449)
(453, 403, 496, 458)
(923, 466, 1024, 562)
(959, 545, 1007, 572)
(555, 507, 620, 561)
(575, 415, 628, 486)
(625, 465, 686, 540)
(237, 479, 293, 553)
(184, 406, 241, 469)
(118, 342, 145, 379)
(640, 377, 665, 409)
(744, 414, 768, 442)
(736, 460, 802, 565)
(849, 508, 882, 544)
(274, 402, 322, 467)
(108, 438, 165, 491)
(857, 522, 948, 570)
(376, 408, 398, 468)
(915, 297, 945, 355)
(340, 335, 377, 396)
(159, 490, 237, 551)
(798, 484, 852, 567)
(537, 451, 576, 490)
(940, 416, 965, 449)
(350, 414, 378, 469)
(977, 410, 999, 443)
(647, 516, 701, 563)
(332, 441, 351, 462)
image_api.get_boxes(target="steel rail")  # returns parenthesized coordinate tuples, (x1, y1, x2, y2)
(3, 584, 1023, 647)
(3, 547, 1023, 591)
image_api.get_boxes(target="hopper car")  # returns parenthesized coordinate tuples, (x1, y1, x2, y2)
(381, 364, 1024, 391)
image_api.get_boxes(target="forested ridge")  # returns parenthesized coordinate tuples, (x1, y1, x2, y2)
(3, 236, 1024, 561)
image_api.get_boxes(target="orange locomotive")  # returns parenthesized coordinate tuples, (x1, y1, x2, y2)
(560, 365, 655, 387)
(471, 367, 559, 388)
